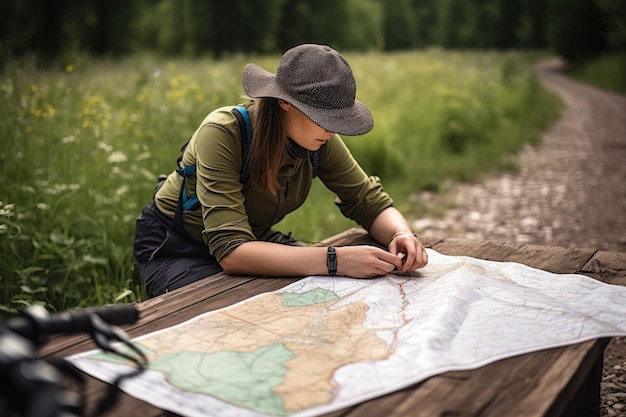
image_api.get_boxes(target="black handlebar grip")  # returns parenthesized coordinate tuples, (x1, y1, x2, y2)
(8, 304, 140, 343)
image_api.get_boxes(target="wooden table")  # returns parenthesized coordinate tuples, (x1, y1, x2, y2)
(42, 228, 626, 417)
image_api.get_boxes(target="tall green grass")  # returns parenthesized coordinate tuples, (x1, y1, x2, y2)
(0, 50, 561, 314)
(568, 54, 626, 95)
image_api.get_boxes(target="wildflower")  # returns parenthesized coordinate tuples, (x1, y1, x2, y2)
(66, 64, 75, 73)
(36, 203, 50, 210)
(0, 224, 7, 234)
(44, 183, 80, 195)
(136, 151, 151, 160)
(62, 136, 76, 144)
(139, 168, 156, 181)
(97, 142, 113, 152)
(0, 206, 14, 217)
(1, 82, 13, 95)
(81, 94, 111, 130)
(108, 151, 128, 163)
(115, 185, 129, 197)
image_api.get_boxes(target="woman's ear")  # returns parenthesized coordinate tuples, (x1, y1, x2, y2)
(277, 99, 291, 111)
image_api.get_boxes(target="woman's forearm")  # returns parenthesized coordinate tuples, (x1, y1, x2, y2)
(368, 207, 414, 246)
(219, 239, 406, 278)
(219, 242, 329, 276)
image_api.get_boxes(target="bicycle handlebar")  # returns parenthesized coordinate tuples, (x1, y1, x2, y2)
(7, 304, 139, 346)
(0, 304, 142, 417)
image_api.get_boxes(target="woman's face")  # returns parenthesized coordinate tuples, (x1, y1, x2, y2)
(278, 100, 332, 151)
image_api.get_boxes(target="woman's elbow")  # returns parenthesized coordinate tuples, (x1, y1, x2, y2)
(218, 249, 249, 275)
(218, 254, 239, 274)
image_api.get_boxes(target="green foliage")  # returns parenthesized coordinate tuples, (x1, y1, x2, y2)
(596, 0, 626, 52)
(568, 54, 626, 94)
(0, 51, 560, 313)
(343, 0, 384, 51)
(546, 0, 608, 63)
(1, 0, 623, 64)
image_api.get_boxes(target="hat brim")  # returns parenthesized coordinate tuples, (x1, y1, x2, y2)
(242, 63, 373, 136)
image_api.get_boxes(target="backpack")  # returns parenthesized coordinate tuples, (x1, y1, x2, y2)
(174, 106, 321, 211)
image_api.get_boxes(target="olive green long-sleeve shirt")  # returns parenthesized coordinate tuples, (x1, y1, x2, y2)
(154, 105, 393, 261)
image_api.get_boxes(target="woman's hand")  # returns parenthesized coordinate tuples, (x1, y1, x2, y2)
(334, 245, 405, 278)
(368, 207, 429, 274)
(387, 232, 428, 273)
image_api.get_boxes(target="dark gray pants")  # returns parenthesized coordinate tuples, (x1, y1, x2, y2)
(133, 203, 304, 297)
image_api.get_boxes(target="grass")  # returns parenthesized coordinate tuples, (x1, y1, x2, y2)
(0, 50, 562, 314)
(568, 54, 626, 95)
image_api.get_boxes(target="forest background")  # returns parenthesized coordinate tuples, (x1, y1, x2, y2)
(1, 0, 625, 64)
(1, 0, 625, 313)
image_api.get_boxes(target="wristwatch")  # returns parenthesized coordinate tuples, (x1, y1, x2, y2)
(327, 247, 337, 275)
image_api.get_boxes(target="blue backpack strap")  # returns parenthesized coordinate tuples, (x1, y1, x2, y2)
(176, 160, 199, 211)
(176, 106, 252, 211)
(231, 105, 253, 182)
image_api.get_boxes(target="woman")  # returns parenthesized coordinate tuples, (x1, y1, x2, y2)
(134, 44, 428, 297)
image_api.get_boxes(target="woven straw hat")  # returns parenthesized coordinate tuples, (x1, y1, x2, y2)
(242, 44, 373, 136)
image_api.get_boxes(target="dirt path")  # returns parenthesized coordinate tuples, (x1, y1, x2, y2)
(413, 58, 626, 417)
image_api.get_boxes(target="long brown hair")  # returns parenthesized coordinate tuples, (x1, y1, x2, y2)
(248, 98, 287, 195)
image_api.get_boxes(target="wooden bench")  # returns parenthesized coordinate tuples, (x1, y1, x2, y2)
(42, 228, 626, 417)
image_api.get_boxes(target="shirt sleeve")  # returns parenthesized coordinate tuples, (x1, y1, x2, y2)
(190, 111, 257, 261)
(317, 135, 394, 230)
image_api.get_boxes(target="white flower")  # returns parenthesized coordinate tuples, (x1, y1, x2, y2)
(0, 209, 13, 217)
(108, 151, 128, 163)
(36, 203, 50, 210)
(97, 141, 113, 152)
(136, 151, 151, 160)
(115, 185, 129, 197)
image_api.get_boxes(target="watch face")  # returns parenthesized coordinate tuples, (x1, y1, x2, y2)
(327, 247, 337, 274)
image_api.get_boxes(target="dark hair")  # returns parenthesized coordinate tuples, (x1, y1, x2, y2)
(248, 98, 287, 195)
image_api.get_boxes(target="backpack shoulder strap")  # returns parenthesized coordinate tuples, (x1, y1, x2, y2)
(310, 150, 321, 178)
(175, 106, 252, 211)
(231, 106, 253, 182)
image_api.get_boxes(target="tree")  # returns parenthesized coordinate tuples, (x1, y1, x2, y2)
(547, 0, 608, 63)
(596, 0, 626, 52)
(517, 0, 548, 48)
(382, 0, 417, 50)
(343, 0, 384, 51)
(276, 0, 349, 51)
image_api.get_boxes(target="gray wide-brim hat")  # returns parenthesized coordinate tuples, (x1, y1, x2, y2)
(242, 44, 374, 136)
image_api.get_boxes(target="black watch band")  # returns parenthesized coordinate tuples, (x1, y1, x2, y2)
(327, 247, 337, 275)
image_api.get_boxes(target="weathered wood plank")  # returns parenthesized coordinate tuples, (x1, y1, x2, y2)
(431, 237, 523, 260)
(579, 250, 626, 286)
(38, 230, 624, 417)
(319, 227, 373, 246)
(500, 243, 595, 274)
(318, 227, 443, 249)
